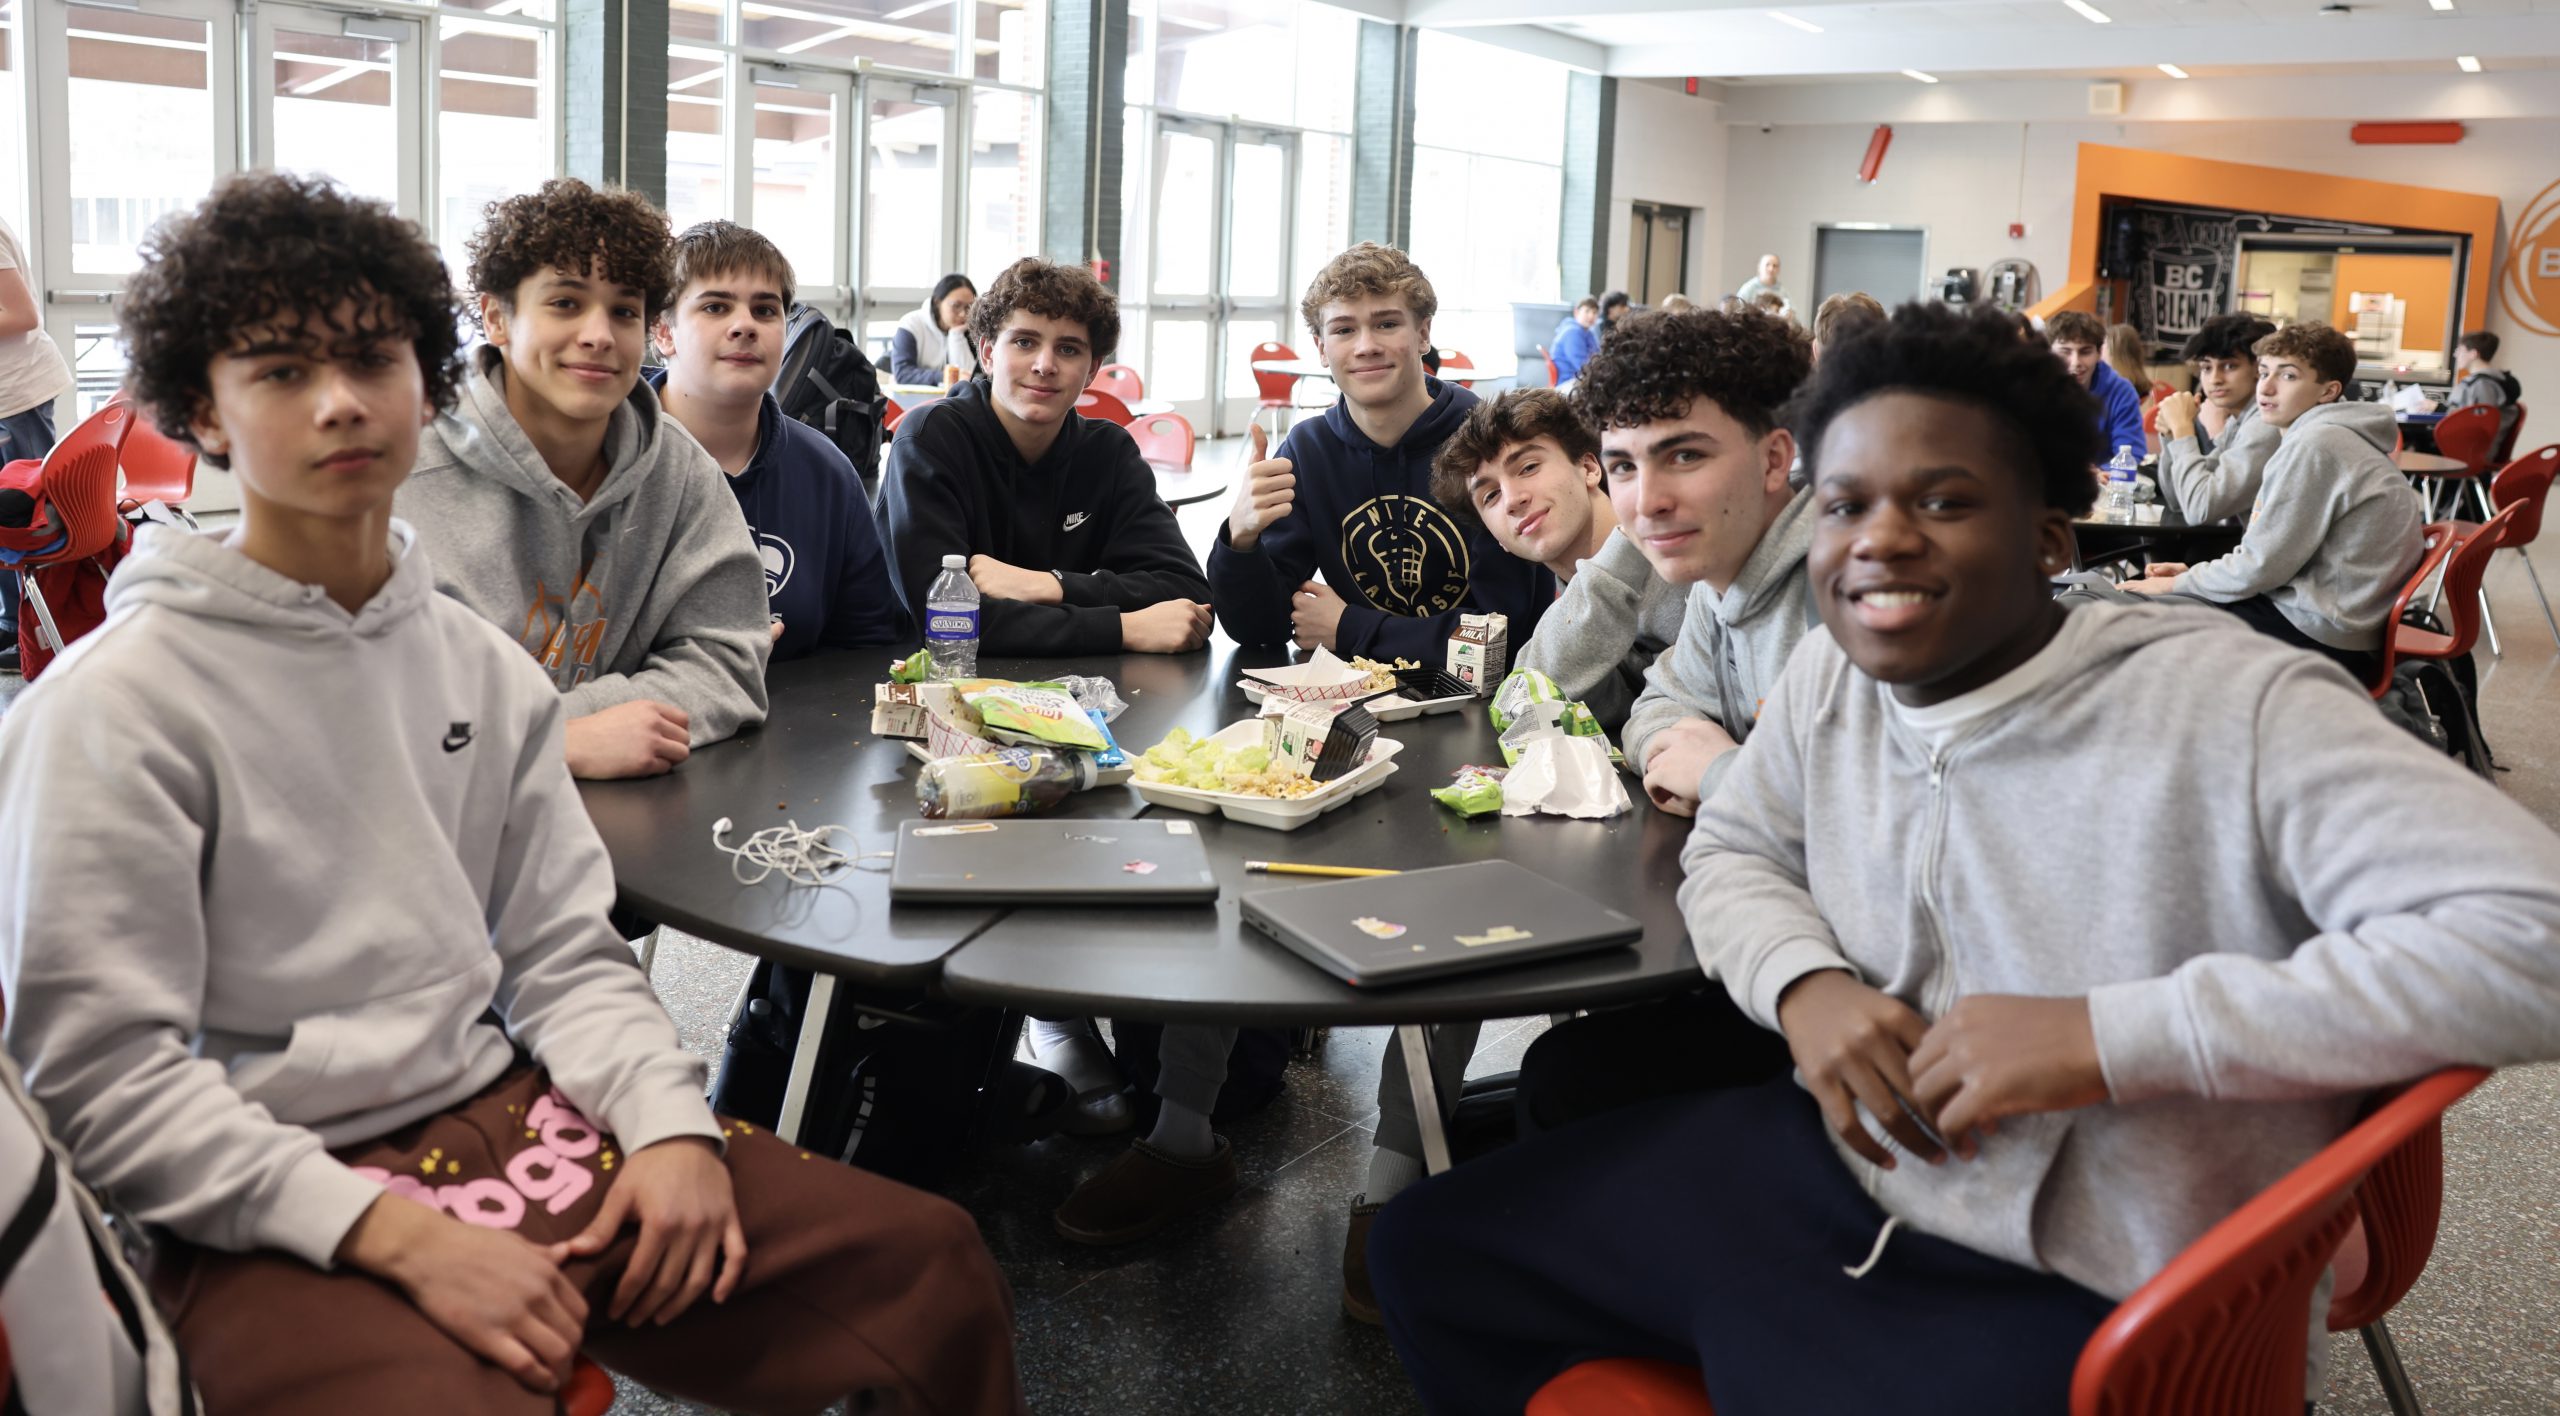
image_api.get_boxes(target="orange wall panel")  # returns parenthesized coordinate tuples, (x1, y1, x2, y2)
(2331, 253, 2458, 351)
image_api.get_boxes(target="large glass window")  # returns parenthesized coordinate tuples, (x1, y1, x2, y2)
(966, 87, 1039, 277)
(64, 4, 219, 275)
(671, 0, 723, 43)
(973, 0, 1043, 83)
(666, 47, 728, 234)
(866, 88, 949, 290)
(0, 0, 27, 242)
(1408, 30, 1569, 373)
(742, 0, 958, 74)
(750, 78, 841, 287)
(1135, 0, 1356, 128)
(436, 20, 552, 283)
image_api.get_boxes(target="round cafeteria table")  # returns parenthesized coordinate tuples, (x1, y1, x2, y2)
(1151, 462, 1231, 508)
(2071, 500, 2245, 569)
(2394, 449, 2466, 476)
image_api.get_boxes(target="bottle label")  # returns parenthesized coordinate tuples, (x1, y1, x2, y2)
(926, 608, 979, 640)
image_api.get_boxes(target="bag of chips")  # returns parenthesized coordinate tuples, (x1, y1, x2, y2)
(962, 683, 1110, 753)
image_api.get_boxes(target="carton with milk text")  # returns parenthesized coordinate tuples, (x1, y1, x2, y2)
(1446, 612, 1510, 694)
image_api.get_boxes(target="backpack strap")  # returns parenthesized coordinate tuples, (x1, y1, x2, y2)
(0, 1146, 57, 1287)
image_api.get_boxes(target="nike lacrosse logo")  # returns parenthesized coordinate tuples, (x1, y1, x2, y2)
(441, 723, 475, 753)
(1062, 511, 1089, 531)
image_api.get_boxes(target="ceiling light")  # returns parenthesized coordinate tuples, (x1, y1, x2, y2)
(2157, 62, 2189, 77)
(2063, 0, 2113, 21)
(1902, 68, 1939, 82)
(2456, 53, 2480, 70)
(2428, 0, 2454, 9)
(1767, 10, 1826, 32)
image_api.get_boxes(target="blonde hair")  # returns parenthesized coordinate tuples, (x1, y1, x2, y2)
(1300, 242, 1438, 341)
(2104, 323, 2149, 391)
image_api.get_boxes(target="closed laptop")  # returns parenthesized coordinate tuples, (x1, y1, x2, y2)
(891, 818, 1219, 904)
(1240, 860, 1639, 987)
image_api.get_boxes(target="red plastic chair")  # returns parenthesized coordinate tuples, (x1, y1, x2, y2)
(1089, 363, 1146, 402)
(1538, 343, 1560, 387)
(1129, 411, 1196, 470)
(882, 399, 909, 436)
(2364, 522, 2464, 699)
(2492, 403, 2526, 468)
(1526, 1357, 1710, 1416)
(560, 1357, 615, 1415)
(1251, 340, 1303, 433)
(2394, 504, 2520, 679)
(2428, 404, 2503, 520)
(2472, 445, 2559, 650)
(1438, 349, 1477, 389)
(1074, 387, 1134, 426)
(117, 403, 198, 510)
(4, 400, 136, 675)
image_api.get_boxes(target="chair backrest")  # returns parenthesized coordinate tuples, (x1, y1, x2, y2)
(1438, 348, 1477, 388)
(1251, 341, 1300, 403)
(1525, 1357, 1711, 1416)
(1128, 411, 1196, 469)
(2487, 444, 2556, 548)
(1074, 387, 1135, 426)
(2423, 504, 2525, 660)
(2493, 401, 2527, 466)
(2366, 522, 2462, 697)
(1090, 363, 1146, 402)
(2433, 403, 2503, 475)
(2326, 1080, 2455, 1332)
(31, 403, 134, 565)
(2070, 1067, 2489, 1416)
(1538, 343, 1559, 387)
(117, 407, 198, 508)
(881, 399, 908, 435)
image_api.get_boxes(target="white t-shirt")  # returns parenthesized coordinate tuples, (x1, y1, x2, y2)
(1888, 604, 2102, 753)
(0, 219, 74, 421)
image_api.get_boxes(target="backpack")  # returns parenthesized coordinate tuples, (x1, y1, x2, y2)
(774, 304, 888, 498)
(2375, 605, 2497, 779)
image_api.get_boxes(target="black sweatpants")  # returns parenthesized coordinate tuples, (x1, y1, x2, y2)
(2210, 594, 2384, 687)
(1368, 1074, 2119, 1416)
(1515, 989, 1795, 1139)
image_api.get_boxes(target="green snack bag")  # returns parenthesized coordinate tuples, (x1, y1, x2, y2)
(1431, 766, 1507, 817)
(1488, 667, 1562, 731)
(962, 683, 1111, 752)
(888, 649, 934, 684)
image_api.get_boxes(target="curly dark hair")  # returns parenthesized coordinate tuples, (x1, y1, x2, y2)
(466, 177, 674, 325)
(2181, 312, 2275, 364)
(2253, 322, 2357, 388)
(1430, 388, 1601, 532)
(1572, 308, 1811, 440)
(117, 171, 461, 470)
(967, 257, 1120, 367)
(1788, 302, 2102, 516)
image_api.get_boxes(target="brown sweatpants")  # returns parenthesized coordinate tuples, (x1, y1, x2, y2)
(147, 1065, 1026, 1416)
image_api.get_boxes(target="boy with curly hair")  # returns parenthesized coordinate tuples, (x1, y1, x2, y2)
(1369, 303, 2560, 1413)
(0, 172, 1024, 1415)
(395, 178, 770, 781)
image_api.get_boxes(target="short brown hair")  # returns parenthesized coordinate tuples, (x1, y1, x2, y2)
(1575, 309, 1811, 440)
(1430, 388, 1602, 533)
(967, 257, 1120, 367)
(1300, 242, 1437, 341)
(2046, 310, 2105, 349)
(1813, 291, 1886, 350)
(1573, 296, 1599, 315)
(467, 177, 675, 323)
(667, 220, 794, 312)
(2254, 322, 2358, 388)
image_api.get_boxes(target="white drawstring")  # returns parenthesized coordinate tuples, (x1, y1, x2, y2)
(1842, 1216, 1902, 1280)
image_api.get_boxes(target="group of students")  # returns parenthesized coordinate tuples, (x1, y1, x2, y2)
(0, 163, 2557, 1416)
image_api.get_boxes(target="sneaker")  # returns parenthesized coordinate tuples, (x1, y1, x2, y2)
(1052, 1136, 1238, 1246)
(1056, 1088, 1134, 1136)
(1341, 1194, 1385, 1325)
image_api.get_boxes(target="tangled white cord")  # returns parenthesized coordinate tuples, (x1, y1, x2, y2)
(712, 816, 862, 886)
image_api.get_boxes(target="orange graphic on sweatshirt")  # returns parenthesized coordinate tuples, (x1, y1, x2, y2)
(520, 571, 609, 689)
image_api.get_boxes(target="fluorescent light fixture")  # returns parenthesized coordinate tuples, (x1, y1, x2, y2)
(2157, 62, 2189, 77)
(2062, 0, 2113, 23)
(1902, 68, 1939, 82)
(1767, 10, 1825, 32)
(2428, 0, 2455, 9)
(2456, 53, 2481, 71)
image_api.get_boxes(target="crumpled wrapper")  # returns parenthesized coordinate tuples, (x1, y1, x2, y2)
(1430, 766, 1507, 817)
(1499, 735, 1632, 819)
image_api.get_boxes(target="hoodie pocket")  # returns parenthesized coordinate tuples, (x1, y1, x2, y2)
(223, 955, 507, 1127)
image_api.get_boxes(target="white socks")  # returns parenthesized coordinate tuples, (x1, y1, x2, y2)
(1146, 1099, 1216, 1160)
(1364, 1145, 1425, 1204)
(1027, 1019, 1120, 1097)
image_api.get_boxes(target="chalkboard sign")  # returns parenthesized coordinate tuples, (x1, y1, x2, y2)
(2098, 198, 2442, 357)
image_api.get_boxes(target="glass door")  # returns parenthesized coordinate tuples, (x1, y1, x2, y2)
(1144, 116, 1297, 439)
(1220, 126, 1295, 436)
(250, 5, 423, 216)
(861, 76, 959, 360)
(745, 65, 854, 323)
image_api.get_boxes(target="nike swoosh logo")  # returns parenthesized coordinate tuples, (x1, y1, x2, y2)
(1063, 512, 1089, 531)
(441, 731, 474, 753)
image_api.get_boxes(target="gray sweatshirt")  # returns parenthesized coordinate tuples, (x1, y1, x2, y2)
(2158, 403, 2279, 524)
(2171, 400, 2424, 651)
(1514, 529, 1686, 731)
(1620, 488, 1819, 793)
(1683, 602, 2560, 1308)
(0, 524, 720, 1268)
(399, 348, 772, 746)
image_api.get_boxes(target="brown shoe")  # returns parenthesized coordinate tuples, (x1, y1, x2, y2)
(1341, 1193, 1385, 1325)
(1052, 1137, 1239, 1246)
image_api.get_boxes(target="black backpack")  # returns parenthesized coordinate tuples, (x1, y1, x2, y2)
(775, 303, 889, 497)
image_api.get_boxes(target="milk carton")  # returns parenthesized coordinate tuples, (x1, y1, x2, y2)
(1262, 699, 1381, 783)
(1446, 612, 1510, 694)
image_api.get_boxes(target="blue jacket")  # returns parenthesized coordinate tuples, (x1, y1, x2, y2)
(2089, 360, 2149, 465)
(1551, 320, 1600, 384)
(1208, 378, 1554, 659)
(644, 372, 909, 660)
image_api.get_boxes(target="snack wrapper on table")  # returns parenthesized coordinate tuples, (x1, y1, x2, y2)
(1487, 667, 1562, 732)
(1496, 696, 1610, 766)
(963, 682, 1112, 753)
(1447, 612, 1510, 693)
(1499, 736, 1631, 819)
(887, 649, 935, 684)
(1241, 646, 1376, 704)
(1430, 765, 1508, 817)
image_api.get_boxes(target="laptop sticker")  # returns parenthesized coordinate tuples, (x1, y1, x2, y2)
(1165, 820, 1196, 835)
(1456, 925, 1534, 948)
(1353, 916, 1408, 940)
(914, 823, 1001, 837)
(1124, 860, 1158, 875)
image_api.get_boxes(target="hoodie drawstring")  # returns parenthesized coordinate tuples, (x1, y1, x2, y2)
(1842, 1215, 1901, 1280)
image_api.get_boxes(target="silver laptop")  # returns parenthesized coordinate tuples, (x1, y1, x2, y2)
(1240, 860, 1640, 987)
(890, 818, 1220, 905)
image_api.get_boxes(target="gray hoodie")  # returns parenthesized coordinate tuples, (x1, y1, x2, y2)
(398, 348, 771, 745)
(1514, 529, 1686, 731)
(1620, 488, 1819, 793)
(2157, 403, 2279, 524)
(2171, 400, 2424, 651)
(1683, 602, 2560, 1309)
(0, 524, 720, 1269)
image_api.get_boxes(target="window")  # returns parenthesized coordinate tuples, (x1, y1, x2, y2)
(866, 88, 949, 291)
(750, 78, 841, 288)
(1134, 0, 1356, 128)
(741, 0, 961, 75)
(0, 0, 27, 243)
(965, 87, 1039, 277)
(1408, 30, 1570, 373)
(666, 47, 728, 235)
(671, 0, 724, 45)
(64, 4, 220, 275)
(436, 19, 553, 282)
(972, 0, 1043, 84)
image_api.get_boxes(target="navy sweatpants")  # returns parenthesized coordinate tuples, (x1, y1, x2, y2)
(1367, 1073, 2119, 1415)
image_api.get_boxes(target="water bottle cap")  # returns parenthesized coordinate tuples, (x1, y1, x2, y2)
(941, 554, 967, 570)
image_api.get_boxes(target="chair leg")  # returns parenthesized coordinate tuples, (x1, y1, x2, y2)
(2360, 1319, 2427, 1416)
(637, 925, 661, 979)
(2467, 479, 2496, 523)
(2479, 589, 2502, 657)
(21, 573, 64, 654)
(2518, 548, 2560, 650)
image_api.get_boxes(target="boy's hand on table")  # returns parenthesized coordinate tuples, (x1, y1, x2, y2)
(1775, 970, 1944, 1169)
(1910, 994, 2109, 1158)
(549, 1136, 747, 1328)
(1122, 599, 1214, 653)
(566, 700, 691, 779)
(968, 555, 1064, 605)
(1639, 719, 1739, 818)
(1290, 580, 1346, 650)
(340, 1192, 586, 1395)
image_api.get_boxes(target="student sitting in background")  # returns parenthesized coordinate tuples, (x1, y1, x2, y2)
(2446, 330, 2522, 453)
(2105, 323, 2163, 446)
(0, 171, 1025, 1416)
(2125, 321, 2424, 685)
(1368, 301, 2560, 1415)
(892, 274, 979, 387)
(2047, 310, 2147, 466)
(2152, 312, 2279, 523)
(1810, 291, 1885, 367)
(398, 179, 771, 782)
(649, 220, 908, 660)
(1600, 289, 1634, 339)
(1550, 297, 1602, 386)
(877, 257, 1211, 658)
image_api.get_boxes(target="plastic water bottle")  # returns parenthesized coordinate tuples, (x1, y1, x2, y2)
(2104, 444, 2139, 522)
(924, 553, 980, 680)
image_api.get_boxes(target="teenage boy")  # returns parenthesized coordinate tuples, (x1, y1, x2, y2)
(398, 178, 771, 782)
(1550, 297, 1602, 385)
(2446, 330, 2523, 453)
(1367, 302, 2560, 1415)
(647, 219, 908, 660)
(2125, 322, 2424, 685)
(1810, 291, 1885, 366)
(0, 171, 1024, 1416)
(1212, 243, 1551, 656)
(2153, 312, 2279, 523)
(877, 256, 1211, 657)
(2048, 309, 2147, 464)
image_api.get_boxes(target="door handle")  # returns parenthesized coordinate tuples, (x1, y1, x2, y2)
(48, 290, 118, 306)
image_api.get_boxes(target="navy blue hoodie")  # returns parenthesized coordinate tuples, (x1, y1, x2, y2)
(644, 372, 908, 660)
(877, 380, 1210, 656)
(1208, 378, 1553, 658)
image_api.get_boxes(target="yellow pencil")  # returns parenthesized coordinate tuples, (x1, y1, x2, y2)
(1245, 861, 1402, 878)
